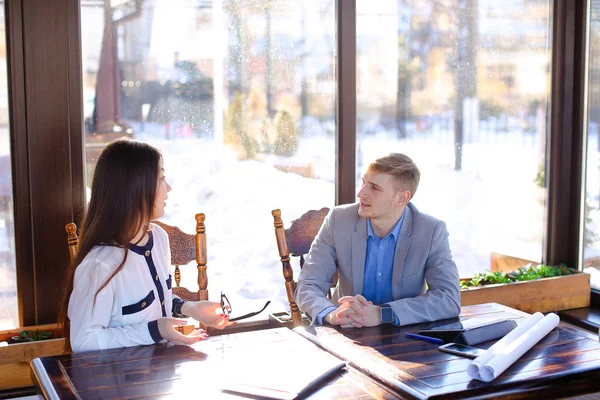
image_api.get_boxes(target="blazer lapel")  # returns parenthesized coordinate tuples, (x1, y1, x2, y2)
(392, 205, 413, 299)
(351, 217, 367, 295)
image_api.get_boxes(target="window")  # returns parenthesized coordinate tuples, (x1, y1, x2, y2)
(80, 0, 335, 316)
(0, 3, 16, 329)
(583, 1, 600, 289)
(356, 0, 552, 277)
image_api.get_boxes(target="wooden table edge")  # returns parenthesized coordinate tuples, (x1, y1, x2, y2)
(292, 327, 427, 399)
(31, 357, 80, 400)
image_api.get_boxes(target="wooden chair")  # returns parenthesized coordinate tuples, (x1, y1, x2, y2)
(65, 223, 79, 262)
(64, 214, 208, 302)
(272, 207, 332, 327)
(153, 214, 208, 302)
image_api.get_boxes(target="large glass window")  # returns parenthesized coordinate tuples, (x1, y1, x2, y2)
(0, 2, 17, 329)
(356, 0, 552, 278)
(583, 1, 600, 289)
(80, 0, 335, 316)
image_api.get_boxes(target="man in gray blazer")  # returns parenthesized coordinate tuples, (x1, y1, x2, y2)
(296, 153, 460, 328)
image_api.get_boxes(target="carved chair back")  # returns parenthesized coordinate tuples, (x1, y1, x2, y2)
(153, 214, 208, 302)
(65, 214, 208, 302)
(272, 207, 337, 327)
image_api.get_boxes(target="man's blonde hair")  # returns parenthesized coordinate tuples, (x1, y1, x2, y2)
(367, 153, 420, 199)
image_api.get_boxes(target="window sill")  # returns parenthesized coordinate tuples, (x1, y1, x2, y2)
(557, 289, 600, 333)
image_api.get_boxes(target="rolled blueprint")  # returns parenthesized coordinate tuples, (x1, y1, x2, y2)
(478, 313, 560, 382)
(466, 312, 544, 380)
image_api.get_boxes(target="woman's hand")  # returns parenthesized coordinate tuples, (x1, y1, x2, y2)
(181, 301, 234, 329)
(157, 318, 208, 345)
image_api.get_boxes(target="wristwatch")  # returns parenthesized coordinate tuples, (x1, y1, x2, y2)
(380, 304, 394, 324)
(172, 300, 190, 318)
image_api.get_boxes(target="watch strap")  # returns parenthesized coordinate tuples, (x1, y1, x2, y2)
(172, 299, 189, 318)
(380, 305, 394, 324)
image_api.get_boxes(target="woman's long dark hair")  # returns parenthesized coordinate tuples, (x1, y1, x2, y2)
(58, 138, 162, 350)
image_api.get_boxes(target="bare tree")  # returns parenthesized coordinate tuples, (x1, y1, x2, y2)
(395, 0, 435, 138)
(452, 0, 477, 171)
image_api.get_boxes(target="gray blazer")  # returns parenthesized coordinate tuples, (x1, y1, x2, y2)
(295, 202, 461, 326)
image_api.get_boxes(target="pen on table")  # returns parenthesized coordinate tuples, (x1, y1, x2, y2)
(404, 332, 444, 344)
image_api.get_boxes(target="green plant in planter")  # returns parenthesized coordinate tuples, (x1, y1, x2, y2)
(8, 329, 52, 344)
(460, 263, 574, 289)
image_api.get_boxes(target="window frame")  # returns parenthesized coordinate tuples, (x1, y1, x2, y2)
(3, 0, 589, 326)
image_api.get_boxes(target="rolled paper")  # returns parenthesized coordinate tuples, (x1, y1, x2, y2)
(466, 312, 544, 379)
(478, 313, 560, 382)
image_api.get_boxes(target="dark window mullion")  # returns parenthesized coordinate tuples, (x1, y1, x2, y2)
(546, 0, 587, 269)
(5, 0, 35, 326)
(66, 0, 86, 227)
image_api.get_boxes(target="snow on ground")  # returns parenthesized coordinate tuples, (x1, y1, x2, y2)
(2, 124, 600, 329)
(135, 127, 551, 319)
(150, 138, 334, 317)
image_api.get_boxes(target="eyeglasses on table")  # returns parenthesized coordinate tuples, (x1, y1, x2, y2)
(220, 292, 271, 322)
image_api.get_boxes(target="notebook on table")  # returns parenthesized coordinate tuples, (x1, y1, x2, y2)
(220, 341, 347, 399)
(414, 317, 518, 345)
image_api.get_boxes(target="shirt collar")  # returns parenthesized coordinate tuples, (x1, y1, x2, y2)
(129, 231, 154, 255)
(367, 210, 405, 241)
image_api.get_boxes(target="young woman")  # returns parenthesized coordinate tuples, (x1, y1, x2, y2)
(59, 138, 229, 352)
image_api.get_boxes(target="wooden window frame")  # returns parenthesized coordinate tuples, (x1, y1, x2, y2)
(3, 0, 588, 325)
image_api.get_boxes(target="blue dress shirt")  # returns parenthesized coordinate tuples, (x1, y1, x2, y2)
(316, 212, 405, 325)
(362, 213, 404, 306)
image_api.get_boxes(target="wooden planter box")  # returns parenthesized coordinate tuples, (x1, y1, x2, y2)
(0, 324, 68, 390)
(461, 271, 591, 313)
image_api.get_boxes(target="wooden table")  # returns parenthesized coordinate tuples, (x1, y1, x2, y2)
(31, 303, 600, 399)
(295, 303, 600, 399)
(30, 327, 398, 399)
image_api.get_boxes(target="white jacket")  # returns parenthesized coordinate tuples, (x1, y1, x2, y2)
(69, 223, 173, 352)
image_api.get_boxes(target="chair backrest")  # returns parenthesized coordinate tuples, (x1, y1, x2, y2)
(272, 207, 330, 327)
(153, 213, 208, 302)
(64, 214, 208, 302)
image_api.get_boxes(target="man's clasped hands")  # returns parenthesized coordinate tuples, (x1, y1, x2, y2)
(324, 294, 384, 328)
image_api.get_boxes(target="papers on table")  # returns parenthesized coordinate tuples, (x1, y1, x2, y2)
(467, 312, 560, 382)
(459, 316, 510, 330)
(200, 331, 347, 400)
(221, 348, 346, 399)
